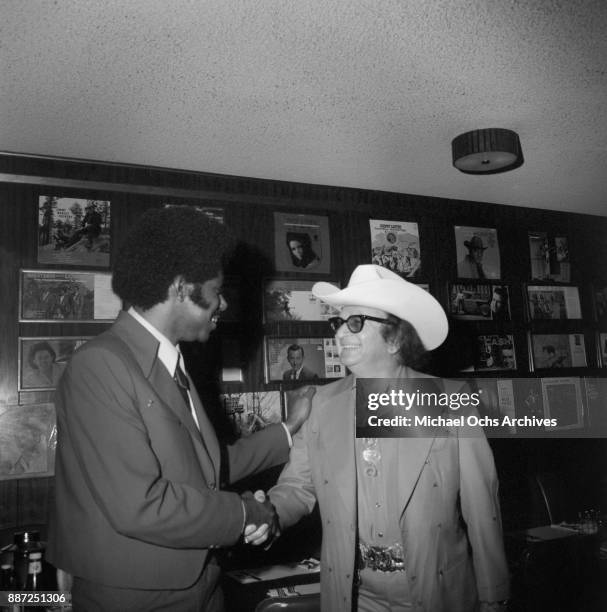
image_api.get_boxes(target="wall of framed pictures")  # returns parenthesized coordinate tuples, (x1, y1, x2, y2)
(1, 153, 606, 532)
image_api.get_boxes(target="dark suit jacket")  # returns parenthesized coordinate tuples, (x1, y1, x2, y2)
(282, 366, 319, 382)
(47, 311, 289, 589)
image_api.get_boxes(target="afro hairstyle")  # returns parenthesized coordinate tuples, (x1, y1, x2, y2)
(112, 206, 235, 310)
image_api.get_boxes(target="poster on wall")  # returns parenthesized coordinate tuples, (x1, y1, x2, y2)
(541, 377, 584, 430)
(37, 196, 111, 267)
(273, 212, 331, 273)
(220, 391, 283, 437)
(475, 334, 517, 371)
(448, 283, 511, 321)
(454, 226, 501, 279)
(0, 403, 56, 480)
(263, 279, 339, 322)
(20, 269, 121, 322)
(264, 336, 344, 383)
(526, 285, 582, 320)
(19, 337, 91, 391)
(530, 333, 587, 370)
(528, 232, 570, 282)
(369, 219, 421, 278)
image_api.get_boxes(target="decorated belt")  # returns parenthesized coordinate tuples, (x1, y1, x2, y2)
(358, 542, 405, 572)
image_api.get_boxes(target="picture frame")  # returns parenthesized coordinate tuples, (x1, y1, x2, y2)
(474, 334, 517, 371)
(454, 226, 501, 280)
(597, 332, 607, 367)
(540, 377, 584, 430)
(369, 219, 421, 278)
(37, 196, 111, 267)
(19, 337, 92, 391)
(220, 390, 283, 437)
(0, 403, 56, 480)
(274, 212, 331, 274)
(592, 285, 607, 324)
(528, 231, 570, 282)
(20, 269, 122, 322)
(264, 336, 344, 383)
(529, 332, 587, 371)
(448, 283, 511, 321)
(525, 284, 582, 320)
(263, 278, 339, 322)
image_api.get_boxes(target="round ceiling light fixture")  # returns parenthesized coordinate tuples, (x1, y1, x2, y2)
(452, 128, 524, 174)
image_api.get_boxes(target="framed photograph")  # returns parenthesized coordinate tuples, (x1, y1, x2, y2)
(369, 219, 421, 278)
(597, 332, 607, 367)
(530, 333, 587, 370)
(593, 286, 607, 324)
(528, 232, 570, 282)
(475, 334, 516, 371)
(20, 269, 121, 322)
(263, 279, 339, 322)
(541, 377, 584, 430)
(454, 226, 501, 279)
(448, 283, 511, 321)
(0, 403, 56, 480)
(264, 336, 344, 383)
(220, 391, 283, 437)
(273, 212, 331, 273)
(19, 337, 91, 391)
(526, 285, 582, 320)
(38, 196, 111, 267)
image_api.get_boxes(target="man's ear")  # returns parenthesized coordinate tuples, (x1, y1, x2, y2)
(171, 275, 187, 302)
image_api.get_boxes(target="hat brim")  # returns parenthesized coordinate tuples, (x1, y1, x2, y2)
(313, 279, 448, 350)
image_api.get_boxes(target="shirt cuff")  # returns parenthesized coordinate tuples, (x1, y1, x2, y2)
(281, 422, 293, 447)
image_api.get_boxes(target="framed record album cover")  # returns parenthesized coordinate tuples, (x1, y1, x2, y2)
(369, 219, 421, 278)
(448, 283, 511, 321)
(526, 285, 582, 320)
(20, 269, 121, 322)
(37, 196, 111, 267)
(454, 226, 501, 280)
(529, 333, 587, 371)
(528, 232, 570, 282)
(274, 212, 331, 273)
(263, 279, 339, 322)
(264, 336, 344, 383)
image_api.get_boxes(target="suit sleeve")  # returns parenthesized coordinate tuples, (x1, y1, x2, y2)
(458, 423, 510, 602)
(59, 346, 245, 549)
(225, 424, 290, 484)
(268, 412, 318, 529)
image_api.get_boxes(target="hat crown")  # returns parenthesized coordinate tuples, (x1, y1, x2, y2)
(347, 264, 401, 287)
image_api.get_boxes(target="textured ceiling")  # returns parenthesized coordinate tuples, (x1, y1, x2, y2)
(1, 0, 606, 216)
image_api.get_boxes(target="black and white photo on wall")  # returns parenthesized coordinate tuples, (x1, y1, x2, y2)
(528, 231, 570, 282)
(20, 269, 121, 322)
(19, 337, 91, 391)
(448, 283, 511, 321)
(525, 285, 582, 320)
(273, 212, 331, 273)
(540, 377, 584, 431)
(474, 334, 516, 371)
(262, 278, 339, 322)
(369, 219, 421, 278)
(38, 196, 111, 267)
(264, 336, 344, 383)
(454, 226, 501, 280)
(529, 332, 587, 371)
(219, 390, 283, 438)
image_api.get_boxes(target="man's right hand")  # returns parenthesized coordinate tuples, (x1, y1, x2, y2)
(240, 490, 277, 540)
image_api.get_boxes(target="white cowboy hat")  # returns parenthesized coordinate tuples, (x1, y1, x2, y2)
(312, 264, 448, 350)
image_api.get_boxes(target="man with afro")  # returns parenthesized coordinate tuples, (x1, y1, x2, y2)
(48, 206, 313, 611)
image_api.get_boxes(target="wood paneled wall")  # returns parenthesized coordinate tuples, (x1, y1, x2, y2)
(1, 153, 606, 534)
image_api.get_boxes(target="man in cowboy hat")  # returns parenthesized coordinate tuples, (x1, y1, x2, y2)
(259, 265, 510, 611)
(459, 234, 488, 279)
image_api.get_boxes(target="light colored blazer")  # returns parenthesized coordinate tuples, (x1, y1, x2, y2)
(48, 311, 288, 589)
(270, 370, 510, 612)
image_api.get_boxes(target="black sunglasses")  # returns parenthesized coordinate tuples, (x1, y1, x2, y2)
(328, 314, 395, 334)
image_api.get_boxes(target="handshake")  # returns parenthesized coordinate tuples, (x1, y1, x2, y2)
(240, 490, 280, 547)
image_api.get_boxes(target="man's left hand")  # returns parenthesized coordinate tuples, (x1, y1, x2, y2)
(284, 386, 316, 436)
